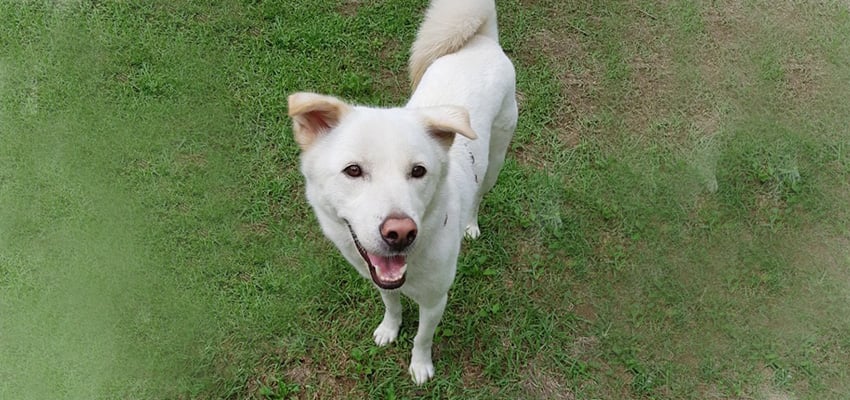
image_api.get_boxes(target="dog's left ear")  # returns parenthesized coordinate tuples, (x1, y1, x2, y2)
(288, 92, 353, 150)
(418, 106, 477, 149)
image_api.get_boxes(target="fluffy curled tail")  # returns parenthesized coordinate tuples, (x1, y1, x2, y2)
(409, 0, 499, 90)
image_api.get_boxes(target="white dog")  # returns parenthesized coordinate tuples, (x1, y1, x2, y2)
(288, 0, 516, 385)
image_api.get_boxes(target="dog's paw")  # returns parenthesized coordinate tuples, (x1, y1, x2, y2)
(464, 223, 481, 239)
(373, 321, 400, 346)
(408, 359, 435, 385)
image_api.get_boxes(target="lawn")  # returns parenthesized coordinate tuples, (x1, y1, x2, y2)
(1, 0, 849, 399)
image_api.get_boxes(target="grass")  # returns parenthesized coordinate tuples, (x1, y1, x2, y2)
(1, 0, 849, 398)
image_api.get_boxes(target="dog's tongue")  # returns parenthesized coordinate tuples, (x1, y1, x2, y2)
(367, 253, 407, 282)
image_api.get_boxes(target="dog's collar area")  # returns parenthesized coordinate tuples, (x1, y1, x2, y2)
(345, 220, 407, 290)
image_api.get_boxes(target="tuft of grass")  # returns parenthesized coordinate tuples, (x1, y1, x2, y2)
(1, 0, 849, 399)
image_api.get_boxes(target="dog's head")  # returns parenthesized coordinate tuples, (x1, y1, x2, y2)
(288, 92, 476, 289)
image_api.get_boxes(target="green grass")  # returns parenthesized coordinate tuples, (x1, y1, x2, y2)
(2, 0, 849, 398)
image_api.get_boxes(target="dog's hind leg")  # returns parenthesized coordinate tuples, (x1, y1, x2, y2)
(409, 293, 447, 385)
(373, 290, 402, 346)
(465, 96, 518, 240)
(464, 203, 482, 239)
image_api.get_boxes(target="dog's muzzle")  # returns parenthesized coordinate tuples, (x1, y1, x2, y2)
(346, 221, 407, 290)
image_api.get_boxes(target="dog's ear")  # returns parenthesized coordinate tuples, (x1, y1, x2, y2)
(288, 92, 353, 150)
(418, 105, 477, 149)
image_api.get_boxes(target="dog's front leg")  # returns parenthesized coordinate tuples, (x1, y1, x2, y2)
(373, 290, 402, 346)
(409, 293, 447, 385)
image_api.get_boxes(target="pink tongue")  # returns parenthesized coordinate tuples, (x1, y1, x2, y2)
(367, 254, 406, 282)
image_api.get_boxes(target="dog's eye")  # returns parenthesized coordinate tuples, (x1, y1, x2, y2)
(411, 165, 427, 178)
(343, 164, 363, 178)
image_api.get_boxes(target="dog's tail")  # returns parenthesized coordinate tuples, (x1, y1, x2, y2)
(409, 0, 499, 90)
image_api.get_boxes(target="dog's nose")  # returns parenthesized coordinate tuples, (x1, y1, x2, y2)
(380, 216, 418, 250)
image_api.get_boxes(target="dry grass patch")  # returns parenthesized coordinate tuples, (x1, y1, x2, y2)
(782, 53, 828, 104)
(510, 2, 604, 166)
(522, 354, 576, 400)
(620, 7, 679, 135)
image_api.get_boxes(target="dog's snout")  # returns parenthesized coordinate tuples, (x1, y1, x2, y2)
(380, 216, 417, 250)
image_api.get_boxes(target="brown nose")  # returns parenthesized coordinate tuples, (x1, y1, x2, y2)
(380, 216, 417, 251)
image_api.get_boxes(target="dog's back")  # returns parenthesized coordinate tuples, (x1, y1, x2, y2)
(407, 0, 516, 241)
(408, 0, 500, 90)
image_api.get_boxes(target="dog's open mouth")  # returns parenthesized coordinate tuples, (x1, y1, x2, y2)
(346, 223, 407, 290)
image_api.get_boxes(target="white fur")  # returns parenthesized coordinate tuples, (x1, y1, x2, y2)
(288, 0, 516, 385)
(409, 0, 499, 90)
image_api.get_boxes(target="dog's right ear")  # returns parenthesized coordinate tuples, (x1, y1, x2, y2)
(288, 92, 352, 150)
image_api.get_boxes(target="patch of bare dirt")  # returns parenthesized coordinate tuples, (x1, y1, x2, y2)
(573, 303, 597, 323)
(460, 360, 491, 389)
(336, 0, 360, 17)
(782, 53, 827, 104)
(243, 353, 362, 400)
(702, 1, 748, 45)
(755, 366, 797, 400)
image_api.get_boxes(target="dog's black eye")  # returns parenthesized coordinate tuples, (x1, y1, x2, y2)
(411, 165, 427, 178)
(343, 164, 363, 178)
